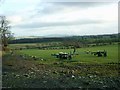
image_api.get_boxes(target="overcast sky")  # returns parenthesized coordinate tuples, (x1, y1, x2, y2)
(0, 0, 118, 37)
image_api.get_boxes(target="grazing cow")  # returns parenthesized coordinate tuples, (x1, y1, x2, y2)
(103, 50, 107, 57)
(68, 54, 72, 60)
(90, 50, 107, 57)
(97, 51, 102, 57)
(52, 52, 72, 60)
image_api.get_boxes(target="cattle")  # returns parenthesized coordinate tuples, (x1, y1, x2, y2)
(51, 52, 72, 60)
(90, 50, 107, 57)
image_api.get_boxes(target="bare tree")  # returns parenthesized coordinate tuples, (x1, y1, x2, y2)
(0, 16, 13, 50)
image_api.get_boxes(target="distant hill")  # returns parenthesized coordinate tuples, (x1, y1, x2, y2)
(9, 33, 120, 44)
(15, 36, 44, 39)
(15, 34, 71, 39)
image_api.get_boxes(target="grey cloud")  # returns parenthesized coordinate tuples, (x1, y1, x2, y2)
(14, 19, 103, 29)
(37, 3, 62, 14)
(35, 2, 111, 15)
(35, 2, 62, 15)
(52, 2, 109, 7)
(43, 0, 118, 2)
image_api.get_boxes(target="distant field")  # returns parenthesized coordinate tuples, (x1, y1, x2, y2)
(19, 44, 119, 64)
(9, 42, 61, 49)
(9, 43, 37, 48)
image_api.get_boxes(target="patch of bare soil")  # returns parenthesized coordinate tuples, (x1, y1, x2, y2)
(2, 53, 120, 89)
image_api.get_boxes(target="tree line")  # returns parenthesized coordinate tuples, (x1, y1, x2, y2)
(8, 33, 120, 48)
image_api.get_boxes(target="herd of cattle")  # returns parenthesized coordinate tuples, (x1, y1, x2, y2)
(10, 48, 107, 61)
(51, 52, 72, 60)
(85, 50, 107, 57)
(51, 50, 107, 60)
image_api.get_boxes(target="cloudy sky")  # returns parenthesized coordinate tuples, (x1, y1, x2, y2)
(0, 0, 118, 37)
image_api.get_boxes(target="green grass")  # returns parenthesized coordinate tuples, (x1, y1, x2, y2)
(3, 44, 119, 88)
(18, 44, 118, 64)
(74, 44, 119, 63)
(19, 49, 73, 64)
(9, 43, 37, 49)
(9, 42, 62, 49)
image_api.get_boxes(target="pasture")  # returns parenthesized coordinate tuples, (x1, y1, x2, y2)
(18, 44, 119, 64)
(2, 44, 120, 88)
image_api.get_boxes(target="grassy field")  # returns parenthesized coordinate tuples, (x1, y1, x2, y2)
(9, 42, 61, 49)
(2, 44, 120, 88)
(18, 44, 119, 64)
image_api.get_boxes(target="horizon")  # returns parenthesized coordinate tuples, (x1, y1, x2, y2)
(0, 1, 118, 37)
(14, 33, 119, 39)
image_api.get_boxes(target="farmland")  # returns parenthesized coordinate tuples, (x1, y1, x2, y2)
(1, 1, 120, 89)
(18, 44, 119, 64)
(2, 43, 120, 89)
